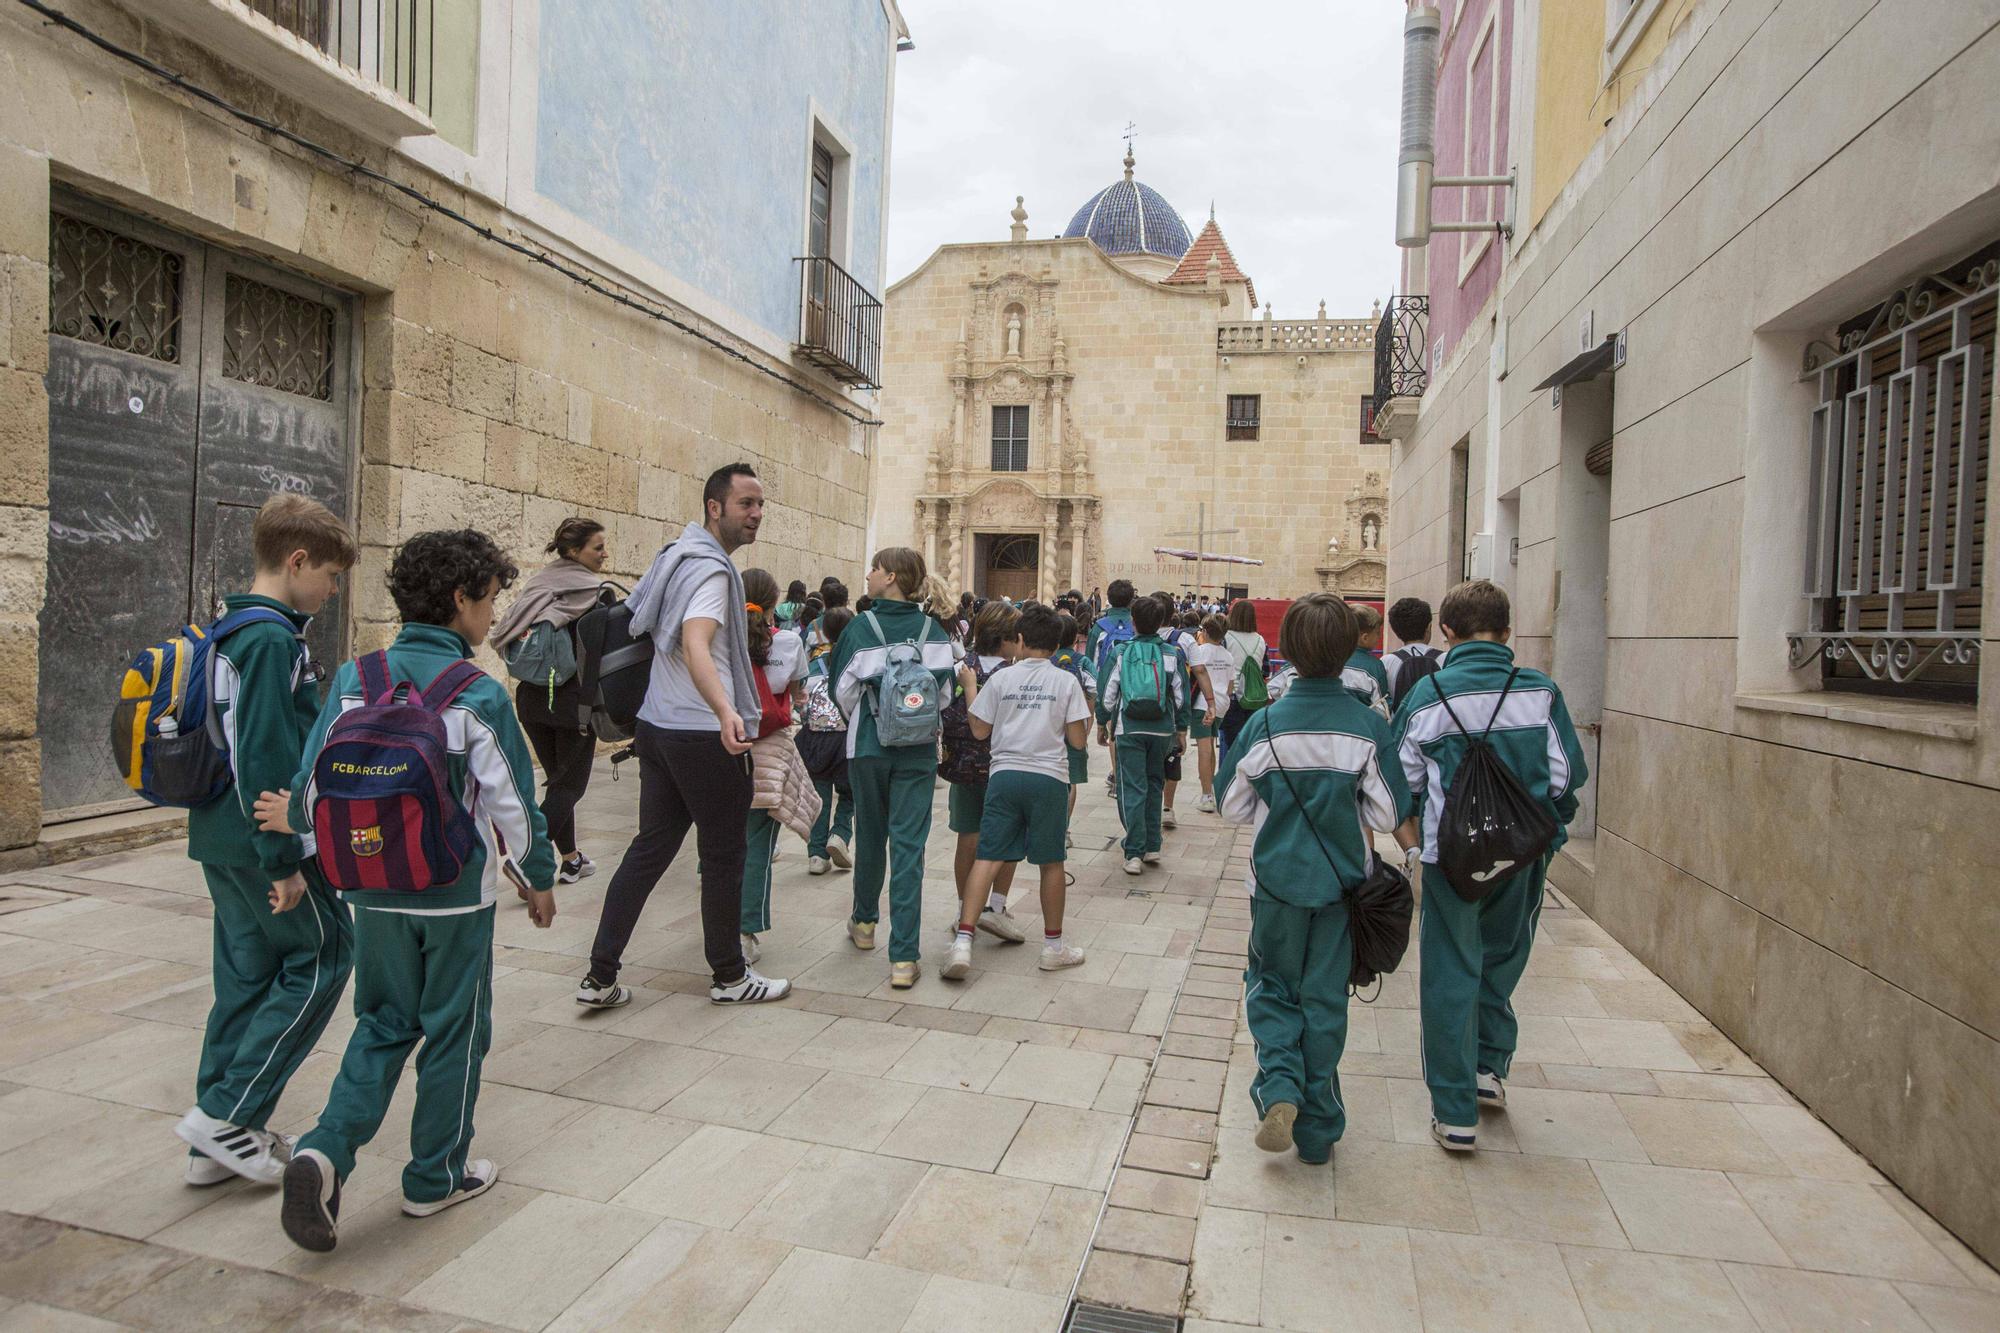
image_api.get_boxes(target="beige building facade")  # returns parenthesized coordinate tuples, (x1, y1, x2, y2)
(1, 0, 907, 860)
(1380, 0, 2000, 1262)
(873, 158, 1389, 604)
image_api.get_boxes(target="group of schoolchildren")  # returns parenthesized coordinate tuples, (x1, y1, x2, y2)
(161, 487, 1582, 1264)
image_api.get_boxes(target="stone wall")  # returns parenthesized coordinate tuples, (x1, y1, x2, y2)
(1385, 0, 2000, 1262)
(0, 1, 874, 852)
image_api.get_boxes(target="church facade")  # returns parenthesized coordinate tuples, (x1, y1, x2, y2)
(871, 152, 1389, 603)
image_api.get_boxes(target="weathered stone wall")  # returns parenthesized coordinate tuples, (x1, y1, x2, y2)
(0, 0, 874, 851)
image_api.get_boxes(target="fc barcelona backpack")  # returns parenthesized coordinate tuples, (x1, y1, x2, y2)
(310, 651, 484, 893)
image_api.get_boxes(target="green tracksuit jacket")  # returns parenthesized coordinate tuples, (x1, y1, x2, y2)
(827, 599, 960, 760)
(1340, 649, 1390, 714)
(1094, 633, 1195, 736)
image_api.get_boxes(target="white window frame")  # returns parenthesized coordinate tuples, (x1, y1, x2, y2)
(1604, 0, 1669, 78)
(1457, 4, 1499, 286)
(802, 102, 858, 271)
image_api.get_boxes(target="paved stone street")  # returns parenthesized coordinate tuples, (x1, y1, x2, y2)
(0, 761, 1993, 1331)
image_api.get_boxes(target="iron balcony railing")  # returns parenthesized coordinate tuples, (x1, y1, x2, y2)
(1374, 294, 1430, 403)
(247, 0, 435, 116)
(795, 255, 883, 390)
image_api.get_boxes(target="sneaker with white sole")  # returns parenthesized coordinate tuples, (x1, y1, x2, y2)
(403, 1160, 498, 1217)
(941, 935, 974, 980)
(1123, 857, 1143, 875)
(175, 1108, 287, 1185)
(827, 838, 852, 870)
(185, 1128, 293, 1187)
(1197, 794, 1215, 813)
(740, 933, 761, 965)
(1431, 1119, 1478, 1152)
(849, 918, 877, 950)
(710, 968, 792, 1004)
(1476, 1071, 1507, 1111)
(1142, 852, 1162, 865)
(1255, 1102, 1297, 1153)
(890, 960, 920, 989)
(575, 974, 633, 1008)
(808, 855, 830, 876)
(1162, 809, 1177, 829)
(1038, 942, 1087, 971)
(280, 1148, 341, 1252)
(977, 906, 1026, 944)
(557, 853, 596, 885)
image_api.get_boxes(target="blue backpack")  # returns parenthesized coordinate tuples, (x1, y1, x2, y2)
(1118, 638, 1171, 722)
(1092, 614, 1136, 678)
(112, 607, 305, 808)
(864, 611, 945, 748)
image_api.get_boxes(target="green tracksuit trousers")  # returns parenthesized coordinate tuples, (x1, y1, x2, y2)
(1419, 857, 1547, 1126)
(808, 778, 853, 858)
(848, 750, 935, 963)
(1245, 893, 1352, 1160)
(298, 905, 494, 1204)
(194, 863, 352, 1135)
(741, 809, 778, 935)
(1115, 732, 1172, 860)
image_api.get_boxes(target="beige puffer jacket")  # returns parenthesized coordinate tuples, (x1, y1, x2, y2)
(749, 725, 822, 842)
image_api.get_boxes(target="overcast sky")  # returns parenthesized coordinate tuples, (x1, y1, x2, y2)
(885, 0, 1403, 317)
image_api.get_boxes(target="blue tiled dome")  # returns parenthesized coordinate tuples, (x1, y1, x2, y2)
(1063, 155, 1193, 261)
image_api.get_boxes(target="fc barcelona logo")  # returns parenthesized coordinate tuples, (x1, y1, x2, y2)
(350, 826, 385, 857)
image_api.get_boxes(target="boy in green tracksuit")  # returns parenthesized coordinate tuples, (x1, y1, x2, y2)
(1340, 604, 1391, 716)
(1393, 579, 1587, 1153)
(829, 547, 959, 988)
(271, 529, 557, 1252)
(1097, 594, 1191, 874)
(1085, 579, 1137, 795)
(176, 496, 358, 1189)
(1217, 594, 1413, 1165)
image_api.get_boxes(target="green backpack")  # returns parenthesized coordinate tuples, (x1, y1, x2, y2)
(1238, 649, 1270, 711)
(503, 620, 578, 707)
(1118, 638, 1170, 722)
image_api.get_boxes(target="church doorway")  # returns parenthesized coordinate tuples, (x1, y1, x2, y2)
(975, 533, 1039, 601)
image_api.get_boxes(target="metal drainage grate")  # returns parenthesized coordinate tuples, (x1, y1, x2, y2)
(1065, 1302, 1181, 1333)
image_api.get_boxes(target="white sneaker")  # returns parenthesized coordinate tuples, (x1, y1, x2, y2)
(1431, 1119, 1478, 1152)
(710, 968, 792, 1004)
(976, 906, 1026, 943)
(741, 933, 761, 965)
(1162, 809, 1177, 829)
(942, 935, 974, 980)
(1197, 794, 1215, 813)
(175, 1108, 287, 1185)
(890, 960, 921, 989)
(849, 918, 877, 950)
(403, 1160, 499, 1217)
(1123, 857, 1143, 875)
(1142, 852, 1162, 865)
(575, 974, 633, 1008)
(828, 838, 852, 870)
(808, 856, 830, 876)
(186, 1131, 292, 1187)
(1476, 1071, 1507, 1111)
(1039, 942, 1087, 971)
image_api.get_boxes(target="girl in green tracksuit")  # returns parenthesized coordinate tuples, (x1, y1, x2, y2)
(1216, 594, 1413, 1166)
(176, 496, 358, 1190)
(266, 529, 557, 1253)
(1096, 594, 1193, 873)
(828, 547, 961, 989)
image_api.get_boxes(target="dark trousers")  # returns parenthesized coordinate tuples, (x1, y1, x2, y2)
(520, 713, 596, 856)
(1217, 702, 1254, 759)
(589, 723, 752, 987)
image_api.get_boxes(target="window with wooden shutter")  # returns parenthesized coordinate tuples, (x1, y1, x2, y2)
(1792, 242, 1993, 700)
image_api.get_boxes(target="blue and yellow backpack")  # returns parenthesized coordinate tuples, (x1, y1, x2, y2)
(111, 607, 303, 808)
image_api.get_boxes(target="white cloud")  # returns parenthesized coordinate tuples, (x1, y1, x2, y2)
(886, 0, 1404, 317)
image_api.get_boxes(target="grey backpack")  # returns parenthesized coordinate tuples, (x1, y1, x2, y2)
(863, 611, 943, 747)
(503, 620, 578, 697)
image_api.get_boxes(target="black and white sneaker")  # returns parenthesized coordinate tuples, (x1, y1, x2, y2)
(1476, 1071, 1507, 1111)
(710, 968, 792, 1004)
(575, 974, 633, 1008)
(557, 853, 596, 885)
(1431, 1119, 1478, 1153)
(281, 1148, 341, 1252)
(175, 1108, 287, 1185)
(403, 1159, 499, 1217)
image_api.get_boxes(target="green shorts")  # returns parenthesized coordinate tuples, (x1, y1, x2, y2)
(1067, 743, 1089, 785)
(948, 780, 986, 834)
(976, 770, 1069, 866)
(1190, 714, 1216, 741)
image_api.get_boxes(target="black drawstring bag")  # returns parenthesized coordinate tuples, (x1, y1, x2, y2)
(1432, 669, 1558, 903)
(1268, 742, 1414, 997)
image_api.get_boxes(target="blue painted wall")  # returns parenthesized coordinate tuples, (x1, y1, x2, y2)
(535, 0, 891, 347)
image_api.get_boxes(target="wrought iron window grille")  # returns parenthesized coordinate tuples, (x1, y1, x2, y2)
(49, 213, 185, 364)
(1791, 242, 1994, 696)
(222, 274, 338, 401)
(794, 255, 882, 390)
(1374, 294, 1430, 405)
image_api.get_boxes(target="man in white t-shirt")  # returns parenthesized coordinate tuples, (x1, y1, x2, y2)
(942, 606, 1091, 981)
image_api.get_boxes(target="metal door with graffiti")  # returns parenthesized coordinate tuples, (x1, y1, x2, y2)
(38, 193, 355, 821)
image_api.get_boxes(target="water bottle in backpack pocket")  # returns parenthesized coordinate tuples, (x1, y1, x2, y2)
(864, 610, 944, 747)
(112, 607, 305, 808)
(1432, 670, 1559, 902)
(310, 652, 485, 893)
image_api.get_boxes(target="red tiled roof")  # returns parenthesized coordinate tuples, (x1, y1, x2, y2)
(1162, 218, 1257, 308)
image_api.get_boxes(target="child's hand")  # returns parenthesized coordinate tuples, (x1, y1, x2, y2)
(526, 888, 557, 928)
(1204, 710, 1216, 726)
(268, 872, 306, 914)
(254, 789, 294, 835)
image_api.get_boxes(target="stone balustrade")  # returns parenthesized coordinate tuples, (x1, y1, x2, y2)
(1216, 317, 1377, 354)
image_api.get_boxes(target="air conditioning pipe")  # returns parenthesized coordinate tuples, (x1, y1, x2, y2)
(1396, 3, 1515, 248)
